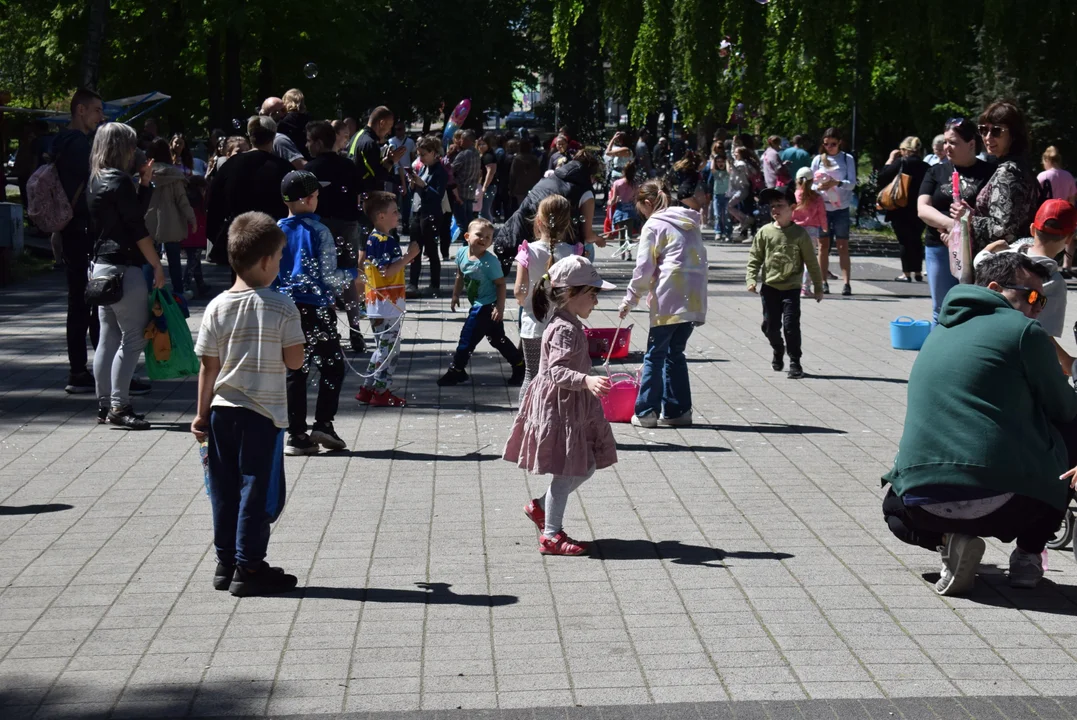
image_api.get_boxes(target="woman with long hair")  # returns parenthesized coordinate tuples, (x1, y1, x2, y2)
(877, 136, 929, 282)
(809, 128, 857, 295)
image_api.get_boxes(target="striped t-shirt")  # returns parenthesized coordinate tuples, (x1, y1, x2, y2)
(194, 288, 305, 427)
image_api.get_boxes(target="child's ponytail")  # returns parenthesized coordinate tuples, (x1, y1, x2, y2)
(533, 194, 575, 254)
(531, 274, 551, 323)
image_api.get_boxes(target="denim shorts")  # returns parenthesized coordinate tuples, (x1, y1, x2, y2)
(824, 208, 851, 242)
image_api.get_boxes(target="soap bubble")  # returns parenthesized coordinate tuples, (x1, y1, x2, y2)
(304, 62, 319, 79)
(232, 118, 242, 129)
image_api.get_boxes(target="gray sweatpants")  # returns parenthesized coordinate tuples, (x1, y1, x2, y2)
(93, 264, 148, 409)
(541, 463, 596, 538)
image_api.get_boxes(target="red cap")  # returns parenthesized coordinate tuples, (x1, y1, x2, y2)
(1033, 199, 1077, 236)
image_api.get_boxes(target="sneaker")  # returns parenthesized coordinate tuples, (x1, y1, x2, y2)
(284, 433, 319, 456)
(129, 378, 152, 396)
(894, 275, 911, 283)
(228, 563, 298, 597)
(524, 499, 546, 532)
(369, 390, 406, 407)
(935, 533, 985, 596)
(65, 370, 95, 394)
(356, 387, 374, 404)
(437, 368, 469, 386)
(96, 406, 108, 424)
(658, 411, 693, 427)
(539, 532, 589, 556)
(405, 284, 421, 299)
(183, 289, 196, 300)
(771, 350, 784, 372)
(508, 363, 525, 387)
(788, 361, 804, 379)
(914, 273, 924, 282)
(841, 283, 852, 296)
(350, 333, 366, 354)
(1009, 547, 1045, 589)
(213, 562, 234, 591)
(631, 414, 659, 428)
(826, 270, 838, 280)
(310, 422, 347, 451)
(107, 405, 150, 430)
(822, 281, 830, 295)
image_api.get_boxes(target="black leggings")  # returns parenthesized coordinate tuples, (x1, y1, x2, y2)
(409, 214, 441, 290)
(891, 213, 925, 274)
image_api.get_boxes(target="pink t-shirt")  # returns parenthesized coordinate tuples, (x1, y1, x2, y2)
(1038, 168, 1077, 202)
(610, 178, 637, 205)
(792, 188, 827, 231)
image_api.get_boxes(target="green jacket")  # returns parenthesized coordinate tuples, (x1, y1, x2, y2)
(745, 221, 822, 291)
(882, 285, 1077, 510)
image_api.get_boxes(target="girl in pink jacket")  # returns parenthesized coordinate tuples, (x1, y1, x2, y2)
(792, 167, 828, 297)
(503, 256, 618, 556)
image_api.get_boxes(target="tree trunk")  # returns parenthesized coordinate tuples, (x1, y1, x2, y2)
(224, 28, 242, 126)
(80, 0, 110, 91)
(206, 33, 223, 130)
(257, 55, 273, 108)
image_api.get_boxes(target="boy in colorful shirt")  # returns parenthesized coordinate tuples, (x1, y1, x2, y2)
(276, 170, 358, 455)
(355, 191, 420, 407)
(438, 218, 525, 386)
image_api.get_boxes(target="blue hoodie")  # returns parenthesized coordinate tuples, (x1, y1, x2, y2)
(276, 213, 356, 307)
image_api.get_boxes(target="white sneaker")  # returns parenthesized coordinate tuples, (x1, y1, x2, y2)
(658, 411, 693, 427)
(183, 289, 195, 300)
(631, 414, 658, 428)
(1009, 547, 1044, 589)
(935, 533, 985, 596)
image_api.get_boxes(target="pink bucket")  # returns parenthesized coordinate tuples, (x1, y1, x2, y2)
(585, 325, 632, 360)
(601, 372, 640, 423)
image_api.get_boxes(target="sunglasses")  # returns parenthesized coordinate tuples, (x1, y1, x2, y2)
(978, 124, 1008, 139)
(1002, 285, 1047, 309)
(823, 140, 839, 147)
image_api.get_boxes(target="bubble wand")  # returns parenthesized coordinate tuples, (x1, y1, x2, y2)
(952, 171, 974, 284)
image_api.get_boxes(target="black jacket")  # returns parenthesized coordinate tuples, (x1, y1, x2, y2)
(206, 149, 293, 261)
(277, 111, 312, 159)
(51, 128, 93, 221)
(348, 126, 393, 194)
(88, 169, 153, 267)
(878, 156, 929, 223)
(493, 160, 593, 273)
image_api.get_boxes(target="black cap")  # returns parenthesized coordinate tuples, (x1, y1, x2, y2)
(758, 185, 797, 207)
(281, 170, 329, 202)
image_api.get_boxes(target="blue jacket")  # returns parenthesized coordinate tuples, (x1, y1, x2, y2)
(412, 161, 448, 217)
(276, 213, 356, 307)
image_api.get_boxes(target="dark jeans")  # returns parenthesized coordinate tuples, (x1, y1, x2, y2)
(286, 303, 345, 435)
(323, 217, 364, 343)
(184, 248, 204, 291)
(882, 488, 1064, 554)
(207, 406, 286, 568)
(892, 213, 925, 274)
(438, 211, 453, 260)
(635, 322, 694, 420)
(61, 219, 100, 374)
(163, 242, 183, 292)
(408, 214, 441, 290)
(451, 303, 523, 370)
(760, 284, 801, 360)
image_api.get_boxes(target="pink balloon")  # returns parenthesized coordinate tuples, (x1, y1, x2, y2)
(449, 99, 471, 127)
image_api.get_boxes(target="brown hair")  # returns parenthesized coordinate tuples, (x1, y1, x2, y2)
(530, 280, 594, 324)
(795, 175, 821, 212)
(368, 106, 393, 126)
(532, 195, 575, 262)
(636, 179, 671, 216)
(228, 211, 286, 274)
(467, 217, 494, 236)
(672, 150, 700, 174)
(363, 191, 397, 219)
(305, 120, 337, 153)
(416, 135, 442, 156)
(979, 100, 1028, 157)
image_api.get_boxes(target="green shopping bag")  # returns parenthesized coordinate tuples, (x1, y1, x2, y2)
(144, 288, 200, 380)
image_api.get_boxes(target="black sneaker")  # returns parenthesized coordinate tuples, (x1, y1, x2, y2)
(213, 562, 234, 591)
(228, 563, 298, 597)
(285, 433, 319, 456)
(350, 333, 366, 354)
(508, 362, 525, 387)
(129, 378, 152, 396)
(822, 281, 830, 295)
(405, 284, 421, 299)
(788, 361, 804, 379)
(841, 283, 852, 296)
(65, 370, 95, 394)
(97, 406, 108, 424)
(437, 367, 469, 386)
(107, 405, 150, 430)
(771, 350, 784, 372)
(310, 422, 347, 451)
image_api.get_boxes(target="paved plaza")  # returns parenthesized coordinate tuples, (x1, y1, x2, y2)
(3, 240, 1077, 719)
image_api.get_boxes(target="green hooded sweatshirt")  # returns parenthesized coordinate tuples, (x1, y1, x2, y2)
(882, 284, 1077, 511)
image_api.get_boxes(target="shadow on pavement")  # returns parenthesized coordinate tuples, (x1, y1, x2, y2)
(0, 503, 73, 516)
(297, 581, 518, 606)
(592, 539, 793, 566)
(616, 441, 731, 453)
(807, 374, 908, 384)
(921, 570, 1077, 615)
(693, 422, 845, 435)
(343, 447, 501, 462)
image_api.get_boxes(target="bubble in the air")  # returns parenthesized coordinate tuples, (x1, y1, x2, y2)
(232, 118, 242, 129)
(304, 62, 319, 79)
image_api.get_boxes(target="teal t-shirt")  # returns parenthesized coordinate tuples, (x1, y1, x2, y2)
(780, 146, 811, 178)
(455, 246, 503, 307)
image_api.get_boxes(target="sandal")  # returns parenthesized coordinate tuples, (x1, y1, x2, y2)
(370, 390, 406, 407)
(539, 531, 589, 556)
(107, 405, 149, 430)
(524, 499, 545, 532)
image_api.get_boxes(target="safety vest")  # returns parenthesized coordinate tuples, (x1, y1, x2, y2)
(347, 128, 377, 180)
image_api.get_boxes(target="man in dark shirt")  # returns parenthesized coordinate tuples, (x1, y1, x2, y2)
(348, 106, 406, 198)
(206, 115, 293, 264)
(306, 120, 366, 352)
(53, 88, 105, 394)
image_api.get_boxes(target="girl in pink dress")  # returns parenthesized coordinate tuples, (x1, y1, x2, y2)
(503, 255, 619, 556)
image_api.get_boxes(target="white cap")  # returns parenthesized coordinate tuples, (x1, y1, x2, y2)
(547, 255, 616, 290)
(795, 166, 813, 181)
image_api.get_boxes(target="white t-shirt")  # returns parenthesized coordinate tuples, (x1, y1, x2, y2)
(389, 136, 416, 171)
(517, 240, 581, 339)
(194, 288, 305, 427)
(973, 239, 1066, 338)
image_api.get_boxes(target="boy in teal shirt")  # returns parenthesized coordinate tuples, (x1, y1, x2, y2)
(746, 186, 823, 379)
(438, 218, 525, 386)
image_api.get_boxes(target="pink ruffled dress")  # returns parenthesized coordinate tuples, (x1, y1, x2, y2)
(503, 310, 618, 476)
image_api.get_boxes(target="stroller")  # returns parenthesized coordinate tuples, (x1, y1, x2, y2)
(1049, 324, 1077, 559)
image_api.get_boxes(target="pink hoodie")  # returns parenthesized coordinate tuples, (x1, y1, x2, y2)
(792, 188, 828, 232)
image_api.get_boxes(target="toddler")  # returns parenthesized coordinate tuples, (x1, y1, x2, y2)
(791, 167, 828, 297)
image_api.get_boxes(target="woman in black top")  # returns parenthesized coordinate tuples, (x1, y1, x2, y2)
(87, 122, 167, 429)
(877, 136, 929, 282)
(477, 134, 499, 220)
(917, 119, 993, 324)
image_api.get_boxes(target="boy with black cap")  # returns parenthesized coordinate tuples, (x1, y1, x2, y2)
(277, 170, 359, 455)
(746, 185, 824, 379)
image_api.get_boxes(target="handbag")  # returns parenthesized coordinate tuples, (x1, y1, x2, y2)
(85, 268, 124, 306)
(877, 160, 911, 211)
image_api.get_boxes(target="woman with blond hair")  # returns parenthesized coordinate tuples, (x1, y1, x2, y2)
(878, 136, 929, 281)
(277, 88, 311, 158)
(1039, 145, 1077, 276)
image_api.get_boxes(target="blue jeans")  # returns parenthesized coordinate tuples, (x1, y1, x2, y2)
(206, 406, 287, 568)
(924, 244, 957, 325)
(163, 242, 183, 292)
(712, 195, 730, 235)
(635, 322, 695, 420)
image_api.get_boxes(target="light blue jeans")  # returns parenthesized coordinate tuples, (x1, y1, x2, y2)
(924, 244, 958, 325)
(93, 264, 149, 409)
(712, 195, 731, 235)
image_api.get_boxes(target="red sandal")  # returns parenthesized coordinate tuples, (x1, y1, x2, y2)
(356, 387, 374, 404)
(524, 499, 545, 532)
(539, 532, 589, 556)
(370, 390, 406, 407)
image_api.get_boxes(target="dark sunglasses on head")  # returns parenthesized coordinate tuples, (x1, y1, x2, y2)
(978, 124, 1008, 139)
(1002, 285, 1047, 309)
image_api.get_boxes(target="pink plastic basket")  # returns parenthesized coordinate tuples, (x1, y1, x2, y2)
(601, 372, 640, 423)
(585, 325, 632, 360)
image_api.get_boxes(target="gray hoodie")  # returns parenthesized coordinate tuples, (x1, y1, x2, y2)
(145, 163, 195, 244)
